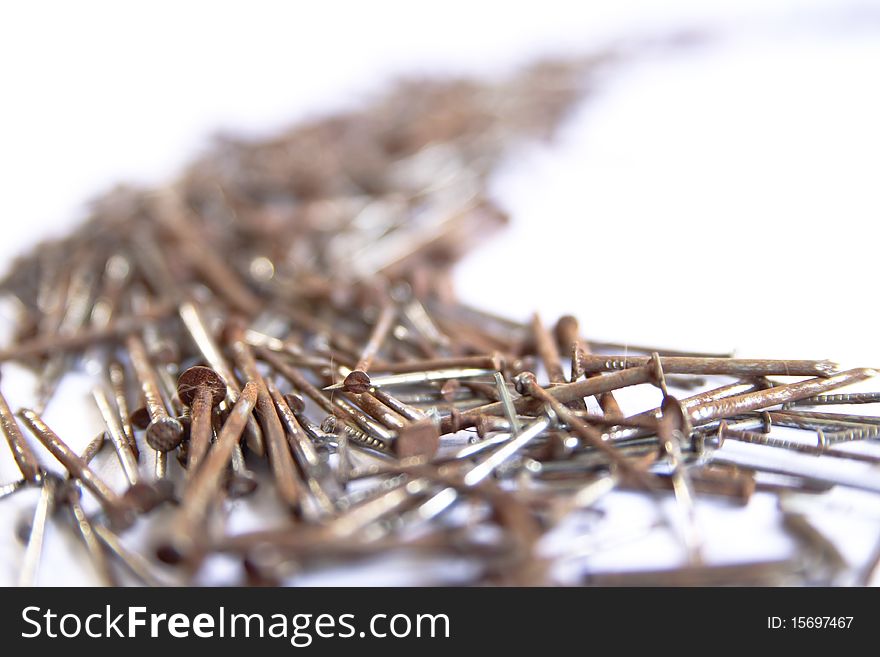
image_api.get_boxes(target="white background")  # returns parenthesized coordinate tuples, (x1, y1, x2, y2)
(1, 1, 880, 585)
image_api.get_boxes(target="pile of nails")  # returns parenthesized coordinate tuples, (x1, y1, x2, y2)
(1, 49, 879, 587)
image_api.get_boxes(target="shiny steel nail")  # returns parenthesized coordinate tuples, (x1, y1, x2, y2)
(463, 412, 554, 486)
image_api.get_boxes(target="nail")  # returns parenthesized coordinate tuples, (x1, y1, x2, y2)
(86, 253, 132, 338)
(370, 387, 430, 423)
(32, 253, 104, 413)
(657, 396, 703, 564)
(566, 409, 658, 430)
(153, 449, 168, 482)
(427, 298, 526, 355)
(773, 409, 880, 426)
(453, 433, 513, 460)
(554, 314, 614, 413)
(463, 412, 554, 486)
(780, 508, 847, 582)
(65, 434, 117, 586)
(379, 427, 545, 537)
(505, 371, 655, 486)
(583, 559, 798, 586)
(258, 347, 344, 417)
(627, 380, 761, 423)
(0, 305, 174, 363)
(245, 330, 334, 370)
(766, 411, 871, 433)
(459, 379, 502, 402)
(710, 443, 880, 495)
(341, 300, 397, 393)
(326, 478, 432, 539)
(282, 392, 333, 446)
(17, 408, 134, 529)
(329, 395, 396, 443)
(228, 441, 259, 498)
(332, 364, 440, 459)
(155, 361, 186, 418)
(489, 372, 519, 434)
(0, 376, 43, 482)
(687, 368, 877, 426)
(275, 306, 365, 363)
(154, 190, 264, 316)
(177, 366, 226, 475)
(157, 381, 259, 563)
(531, 313, 566, 384)
(267, 379, 338, 517)
(125, 333, 184, 451)
(178, 300, 265, 457)
(448, 364, 658, 432)
(343, 385, 410, 430)
(822, 425, 880, 443)
(578, 340, 735, 360)
(356, 353, 503, 375)
(396, 287, 451, 353)
(575, 351, 839, 378)
(67, 495, 117, 586)
(0, 478, 27, 500)
(788, 392, 880, 407)
(18, 474, 58, 586)
(528, 448, 645, 477)
(618, 466, 753, 505)
(326, 366, 496, 391)
(79, 429, 107, 465)
(92, 386, 141, 485)
(107, 361, 139, 460)
(858, 532, 880, 586)
(205, 390, 257, 497)
(332, 420, 393, 455)
(93, 523, 171, 586)
(228, 321, 303, 511)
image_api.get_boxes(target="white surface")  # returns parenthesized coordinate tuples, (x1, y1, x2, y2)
(1, 1, 880, 585)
